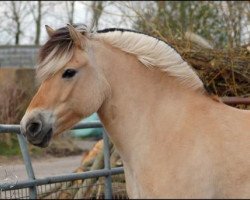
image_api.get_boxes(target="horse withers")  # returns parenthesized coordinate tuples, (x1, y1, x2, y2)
(20, 24, 250, 198)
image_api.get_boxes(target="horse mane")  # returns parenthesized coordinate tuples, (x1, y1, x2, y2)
(37, 24, 204, 91)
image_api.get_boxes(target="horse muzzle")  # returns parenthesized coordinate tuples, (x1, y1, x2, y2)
(20, 110, 55, 148)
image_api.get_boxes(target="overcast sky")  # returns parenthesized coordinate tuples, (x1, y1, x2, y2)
(38, 2, 128, 44)
(0, 1, 249, 45)
(0, 1, 135, 45)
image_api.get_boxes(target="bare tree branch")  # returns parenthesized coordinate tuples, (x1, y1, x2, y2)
(65, 1, 76, 24)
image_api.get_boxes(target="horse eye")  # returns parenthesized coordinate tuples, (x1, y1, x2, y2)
(62, 69, 77, 79)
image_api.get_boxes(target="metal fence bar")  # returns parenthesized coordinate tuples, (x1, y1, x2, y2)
(221, 97, 250, 105)
(0, 121, 103, 134)
(71, 121, 103, 129)
(16, 133, 37, 199)
(103, 129, 113, 199)
(0, 167, 124, 191)
(0, 124, 20, 134)
(0, 120, 125, 199)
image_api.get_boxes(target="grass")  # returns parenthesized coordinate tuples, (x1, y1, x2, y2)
(0, 135, 21, 156)
(0, 134, 44, 157)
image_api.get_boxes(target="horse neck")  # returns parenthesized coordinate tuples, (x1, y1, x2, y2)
(94, 41, 206, 161)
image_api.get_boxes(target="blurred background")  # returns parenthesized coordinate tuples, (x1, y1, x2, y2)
(0, 0, 249, 181)
(0, 1, 248, 47)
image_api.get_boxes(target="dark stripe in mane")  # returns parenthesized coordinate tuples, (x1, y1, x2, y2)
(97, 28, 179, 53)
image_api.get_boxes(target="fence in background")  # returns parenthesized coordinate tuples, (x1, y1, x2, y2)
(0, 121, 125, 199)
(0, 46, 39, 68)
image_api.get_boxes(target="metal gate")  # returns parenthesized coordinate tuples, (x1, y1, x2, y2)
(0, 121, 125, 199)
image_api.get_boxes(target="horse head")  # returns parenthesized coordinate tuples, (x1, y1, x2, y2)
(20, 24, 109, 147)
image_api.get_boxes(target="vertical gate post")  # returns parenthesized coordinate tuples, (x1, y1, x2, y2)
(103, 129, 112, 199)
(17, 132, 37, 199)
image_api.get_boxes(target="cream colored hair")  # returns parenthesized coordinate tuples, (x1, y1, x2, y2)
(37, 25, 204, 91)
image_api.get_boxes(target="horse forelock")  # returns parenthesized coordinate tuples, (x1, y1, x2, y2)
(36, 24, 88, 82)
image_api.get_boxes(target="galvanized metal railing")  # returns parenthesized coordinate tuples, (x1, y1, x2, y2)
(0, 121, 124, 199)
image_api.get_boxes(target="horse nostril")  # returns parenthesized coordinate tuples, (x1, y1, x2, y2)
(27, 121, 42, 136)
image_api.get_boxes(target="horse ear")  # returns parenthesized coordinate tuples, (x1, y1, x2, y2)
(67, 24, 84, 49)
(45, 25, 55, 37)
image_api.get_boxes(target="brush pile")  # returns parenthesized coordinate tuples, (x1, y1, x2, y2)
(166, 37, 250, 97)
(38, 140, 127, 199)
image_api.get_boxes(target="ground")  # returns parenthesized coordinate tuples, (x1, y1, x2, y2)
(0, 140, 97, 182)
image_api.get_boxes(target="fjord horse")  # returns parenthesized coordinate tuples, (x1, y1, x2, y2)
(20, 24, 250, 198)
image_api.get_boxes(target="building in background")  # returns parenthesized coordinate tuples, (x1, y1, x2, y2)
(0, 46, 39, 68)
